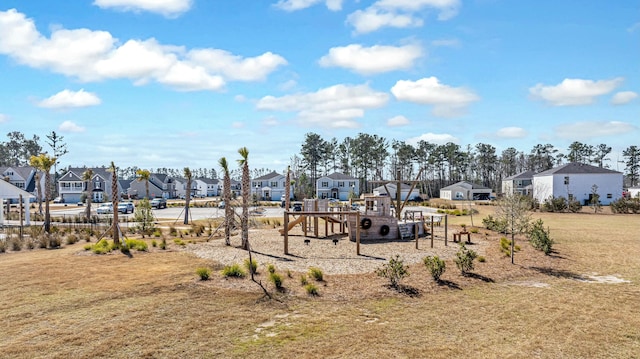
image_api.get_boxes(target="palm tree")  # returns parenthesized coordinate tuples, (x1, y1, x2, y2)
(237, 147, 250, 250)
(136, 169, 151, 199)
(219, 157, 232, 246)
(29, 154, 56, 233)
(183, 167, 192, 225)
(108, 162, 120, 246)
(284, 166, 291, 210)
(82, 169, 94, 220)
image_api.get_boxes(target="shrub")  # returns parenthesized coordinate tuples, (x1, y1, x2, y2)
(528, 219, 554, 255)
(543, 196, 567, 212)
(11, 237, 22, 251)
(300, 275, 308, 285)
(159, 238, 167, 250)
(423, 255, 446, 282)
(286, 270, 292, 278)
(222, 263, 246, 278)
(153, 230, 162, 238)
(375, 255, 409, 289)
(477, 256, 486, 262)
(308, 267, 323, 281)
(125, 239, 148, 251)
(244, 258, 258, 275)
(304, 283, 319, 296)
(65, 234, 78, 245)
(173, 238, 186, 246)
(83, 244, 92, 251)
(567, 199, 582, 213)
(151, 240, 157, 247)
(454, 243, 477, 275)
(483, 215, 508, 233)
(196, 267, 211, 280)
(169, 226, 177, 236)
(269, 272, 284, 289)
(0, 239, 5, 253)
(267, 264, 276, 274)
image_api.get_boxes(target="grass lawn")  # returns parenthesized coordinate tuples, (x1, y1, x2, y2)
(1, 208, 639, 358)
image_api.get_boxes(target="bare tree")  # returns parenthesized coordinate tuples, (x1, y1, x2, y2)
(494, 194, 532, 264)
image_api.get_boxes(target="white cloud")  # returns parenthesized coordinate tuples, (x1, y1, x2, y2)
(529, 77, 623, 106)
(555, 121, 637, 139)
(257, 83, 389, 128)
(59, 120, 86, 133)
(347, 0, 460, 34)
(0, 9, 286, 92)
(431, 38, 460, 48)
(274, 0, 343, 11)
(347, 8, 422, 34)
(187, 49, 287, 82)
(387, 115, 410, 127)
(406, 132, 458, 146)
(611, 91, 638, 105)
(93, 0, 192, 17)
(495, 127, 527, 139)
(319, 44, 423, 75)
(0, 114, 8, 123)
(391, 77, 479, 117)
(38, 89, 101, 109)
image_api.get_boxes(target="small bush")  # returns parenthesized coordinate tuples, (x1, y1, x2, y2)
(83, 244, 92, 251)
(169, 226, 177, 236)
(269, 272, 284, 289)
(376, 255, 409, 289)
(153, 230, 162, 238)
(159, 238, 167, 250)
(11, 237, 22, 251)
(125, 239, 148, 251)
(528, 219, 554, 255)
(423, 255, 446, 282)
(477, 256, 486, 263)
(300, 275, 308, 285)
(308, 267, 324, 281)
(66, 234, 79, 245)
(286, 269, 292, 278)
(173, 238, 186, 246)
(483, 215, 508, 233)
(0, 239, 5, 253)
(151, 240, 157, 247)
(196, 267, 211, 280)
(304, 283, 319, 296)
(267, 264, 276, 274)
(244, 258, 258, 275)
(222, 263, 246, 278)
(454, 243, 477, 275)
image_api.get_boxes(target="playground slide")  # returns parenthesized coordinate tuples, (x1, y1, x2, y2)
(279, 215, 306, 235)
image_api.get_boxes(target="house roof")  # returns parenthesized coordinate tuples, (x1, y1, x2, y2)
(196, 178, 218, 184)
(326, 172, 358, 180)
(62, 167, 113, 181)
(253, 171, 282, 181)
(1, 166, 35, 181)
(0, 179, 35, 199)
(374, 183, 416, 191)
(503, 170, 535, 181)
(441, 181, 490, 190)
(534, 162, 622, 176)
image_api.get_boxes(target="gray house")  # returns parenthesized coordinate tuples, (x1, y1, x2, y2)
(58, 167, 123, 203)
(502, 170, 535, 196)
(440, 181, 492, 200)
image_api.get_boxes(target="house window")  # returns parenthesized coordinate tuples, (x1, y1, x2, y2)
(322, 181, 329, 187)
(61, 182, 71, 189)
(568, 194, 574, 200)
(16, 182, 24, 189)
(5, 171, 13, 176)
(607, 194, 612, 199)
(564, 176, 570, 185)
(271, 181, 278, 187)
(349, 181, 356, 187)
(338, 181, 344, 187)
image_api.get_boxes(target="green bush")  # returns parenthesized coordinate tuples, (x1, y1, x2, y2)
(423, 255, 446, 282)
(244, 258, 258, 275)
(173, 238, 186, 246)
(483, 215, 508, 233)
(159, 238, 167, 250)
(528, 219, 554, 255)
(151, 240, 157, 247)
(300, 275, 308, 285)
(477, 256, 486, 262)
(269, 272, 284, 289)
(267, 264, 276, 274)
(543, 196, 568, 212)
(304, 283, 319, 296)
(454, 243, 477, 275)
(375, 255, 409, 289)
(125, 239, 148, 251)
(308, 267, 324, 281)
(83, 243, 92, 251)
(196, 267, 211, 280)
(222, 263, 246, 278)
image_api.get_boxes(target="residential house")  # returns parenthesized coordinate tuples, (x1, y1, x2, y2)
(1, 166, 45, 202)
(173, 177, 198, 199)
(372, 183, 420, 201)
(127, 173, 175, 199)
(0, 178, 36, 204)
(57, 167, 123, 203)
(440, 181, 492, 200)
(224, 179, 242, 198)
(627, 186, 640, 199)
(194, 178, 219, 197)
(252, 171, 292, 201)
(501, 170, 535, 196)
(532, 162, 623, 205)
(316, 172, 359, 200)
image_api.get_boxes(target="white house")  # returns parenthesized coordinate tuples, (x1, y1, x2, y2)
(373, 183, 420, 201)
(440, 181, 492, 200)
(502, 170, 535, 196)
(194, 178, 219, 197)
(1, 166, 45, 201)
(532, 162, 623, 205)
(252, 171, 292, 201)
(316, 172, 359, 200)
(628, 186, 640, 199)
(173, 177, 198, 199)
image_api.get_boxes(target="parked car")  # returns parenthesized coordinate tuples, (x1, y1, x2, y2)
(96, 203, 113, 214)
(150, 198, 167, 209)
(218, 201, 225, 209)
(53, 196, 65, 203)
(118, 202, 135, 214)
(292, 202, 303, 212)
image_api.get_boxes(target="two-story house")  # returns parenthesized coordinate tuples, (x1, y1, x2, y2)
(1, 166, 45, 202)
(252, 171, 292, 201)
(501, 170, 535, 196)
(316, 172, 359, 200)
(127, 173, 176, 199)
(58, 167, 123, 203)
(194, 178, 219, 197)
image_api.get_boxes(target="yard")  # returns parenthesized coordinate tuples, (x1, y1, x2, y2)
(0, 207, 639, 358)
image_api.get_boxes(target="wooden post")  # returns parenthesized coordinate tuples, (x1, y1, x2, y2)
(356, 211, 361, 255)
(414, 220, 419, 249)
(431, 215, 434, 248)
(444, 215, 448, 246)
(19, 195, 24, 241)
(284, 212, 289, 255)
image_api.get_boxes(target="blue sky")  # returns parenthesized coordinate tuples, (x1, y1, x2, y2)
(0, 0, 638, 173)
